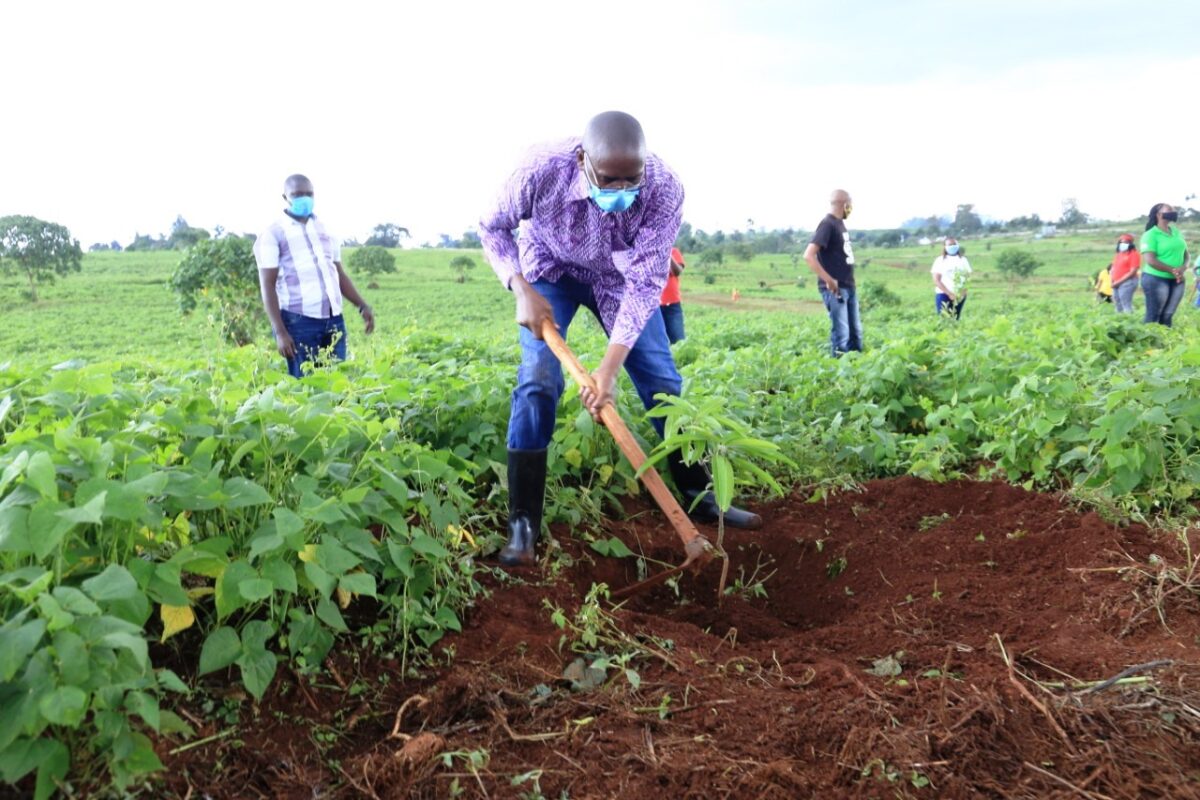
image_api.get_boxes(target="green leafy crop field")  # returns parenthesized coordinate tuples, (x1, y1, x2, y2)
(1, 229, 1199, 796)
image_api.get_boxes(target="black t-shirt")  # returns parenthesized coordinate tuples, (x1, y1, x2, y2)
(810, 213, 855, 288)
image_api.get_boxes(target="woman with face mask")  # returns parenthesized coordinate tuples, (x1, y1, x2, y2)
(1140, 203, 1190, 326)
(1109, 234, 1140, 313)
(930, 237, 972, 318)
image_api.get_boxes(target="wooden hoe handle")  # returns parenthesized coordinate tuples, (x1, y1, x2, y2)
(539, 320, 709, 558)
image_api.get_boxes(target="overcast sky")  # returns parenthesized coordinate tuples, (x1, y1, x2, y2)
(2, 0, 1197, 247)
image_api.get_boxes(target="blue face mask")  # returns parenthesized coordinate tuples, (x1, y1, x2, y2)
(289, 196, 314, 217)
(584, 154, 640, 213)
(946, 244, 960, 256)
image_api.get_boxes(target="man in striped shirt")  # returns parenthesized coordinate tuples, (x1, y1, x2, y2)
(254, 174, 375, 377)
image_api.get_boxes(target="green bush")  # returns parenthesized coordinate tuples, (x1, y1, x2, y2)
(347, 246, 396, 276)
(170, 238, 260, 346)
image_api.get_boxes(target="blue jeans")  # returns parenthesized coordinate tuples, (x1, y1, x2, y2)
(660, 302, 686, 344)
(280, 310, 347, 378)
(935, 293, 966, 319)
(818, 286, 863, 357)
(1112, 279, 1137, 313)
(1141, 273, 1184, 326)
(508, 275, 682, 450)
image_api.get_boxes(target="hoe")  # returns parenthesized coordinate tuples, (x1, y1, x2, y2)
(540, 319, 714, 598)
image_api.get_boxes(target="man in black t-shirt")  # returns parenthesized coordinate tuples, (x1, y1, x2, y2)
(803, 189, 861, 356)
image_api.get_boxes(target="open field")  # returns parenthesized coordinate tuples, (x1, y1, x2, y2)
(2, 229, 1200, 797)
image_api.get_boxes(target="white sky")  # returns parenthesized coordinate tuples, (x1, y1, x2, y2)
(2, 0, 1197, 247)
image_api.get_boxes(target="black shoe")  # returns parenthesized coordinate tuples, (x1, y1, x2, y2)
(499, 449, 547, 566)
(666, 451, 763, 530)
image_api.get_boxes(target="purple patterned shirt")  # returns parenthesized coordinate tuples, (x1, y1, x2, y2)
(479, 138, 685, 348)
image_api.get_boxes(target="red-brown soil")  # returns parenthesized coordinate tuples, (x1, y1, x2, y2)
(157, 478, 1200, 799)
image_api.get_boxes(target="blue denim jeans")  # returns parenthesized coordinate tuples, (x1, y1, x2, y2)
(935, 293, 966, 319)
(508, 275, 682, 450)
(1112, 278, 1137, 313)
(818, 285, 863, 357)
(660, 302, 686, 344)
(1141, 273, 1184, 326)
(280, 310, 347, 378)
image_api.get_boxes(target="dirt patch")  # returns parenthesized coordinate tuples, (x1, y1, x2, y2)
(157, 478, 1200, 799)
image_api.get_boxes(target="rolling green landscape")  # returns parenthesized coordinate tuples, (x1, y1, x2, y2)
(2, 227, 1199, 797)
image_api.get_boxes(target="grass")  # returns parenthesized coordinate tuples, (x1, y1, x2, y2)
(3, 226, 1197, 364)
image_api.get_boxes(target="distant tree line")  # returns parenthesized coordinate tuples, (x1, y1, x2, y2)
(122, 216, 255, 252)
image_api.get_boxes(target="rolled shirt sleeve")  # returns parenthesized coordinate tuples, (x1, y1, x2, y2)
(479, 165, 537, 290)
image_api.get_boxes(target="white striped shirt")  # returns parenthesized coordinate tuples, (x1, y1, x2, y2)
(254, 213, 343, 318)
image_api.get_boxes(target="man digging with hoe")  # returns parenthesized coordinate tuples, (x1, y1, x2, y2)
(479, 111, 762, 567)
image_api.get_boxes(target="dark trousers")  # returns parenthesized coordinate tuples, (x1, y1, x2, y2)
(280, 310, 347, 378)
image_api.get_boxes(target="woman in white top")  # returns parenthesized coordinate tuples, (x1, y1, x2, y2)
(931, 237, 973, 318)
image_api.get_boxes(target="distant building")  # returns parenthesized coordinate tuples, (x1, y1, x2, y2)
(1040, 224, 1057, 238)
(918, 237, 932, 246)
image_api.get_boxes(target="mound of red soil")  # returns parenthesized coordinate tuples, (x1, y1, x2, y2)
(159, 478, 1200, 799)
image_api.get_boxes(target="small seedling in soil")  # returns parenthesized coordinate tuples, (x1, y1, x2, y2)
(723, 552, 777, 600)
(826, 555, 848, 578)
(1006, 529, 1028, 540)
(974, 532, 986, 542)
(919, 513, 951, 531)
(931, 579, 943, 602)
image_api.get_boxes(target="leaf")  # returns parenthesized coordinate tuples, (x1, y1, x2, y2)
(82, 564, 139, 602)
(33, 739, 68, 800)
(0, 450, 29, 496)
(215, 560, 257, 620)
(247, 531, 284, 563)
(157, 668, 189, 694)
(236, 648, 277, 701)
(272, 506, 305, 542)
(0, 507, 31, 554)
(433, 605, 461, 632)
(303, 562, 336, 597)
(118, 732, 164, 776)
(338, 571, 377, 599)
(315, 597, 348, 632)
(711, 454, 734, 512)
(160, 604, 195, 643)
(221, 477, 271, 510)
(411, 531, 450, 559)
(39, 686, 89, 727)
(0, 617, 47, 681)
(260, 558, 298, 594)
(237, 578, 274, 603)
(56, 490, 106, 525)
(199, 626, 241, 675)
(126, 690, 160, 731)
(590, 537, 636, 559)
(24, 452, 57, 498)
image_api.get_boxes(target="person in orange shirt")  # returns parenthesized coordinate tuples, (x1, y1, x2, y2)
(660, 247, 687, 343)
(1109, 233, 1140, 313)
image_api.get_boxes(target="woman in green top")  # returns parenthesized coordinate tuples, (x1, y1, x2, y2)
(1140, 202, 1189, 326)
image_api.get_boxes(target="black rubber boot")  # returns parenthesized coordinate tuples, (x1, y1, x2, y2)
(666, 451, 763, 530)
(499, 448, 547, 567)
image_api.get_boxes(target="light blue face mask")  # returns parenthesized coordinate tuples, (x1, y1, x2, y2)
(289, 196, 314, 217)
(584, 154, 641, 214)
(946, 244, 960, 256)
